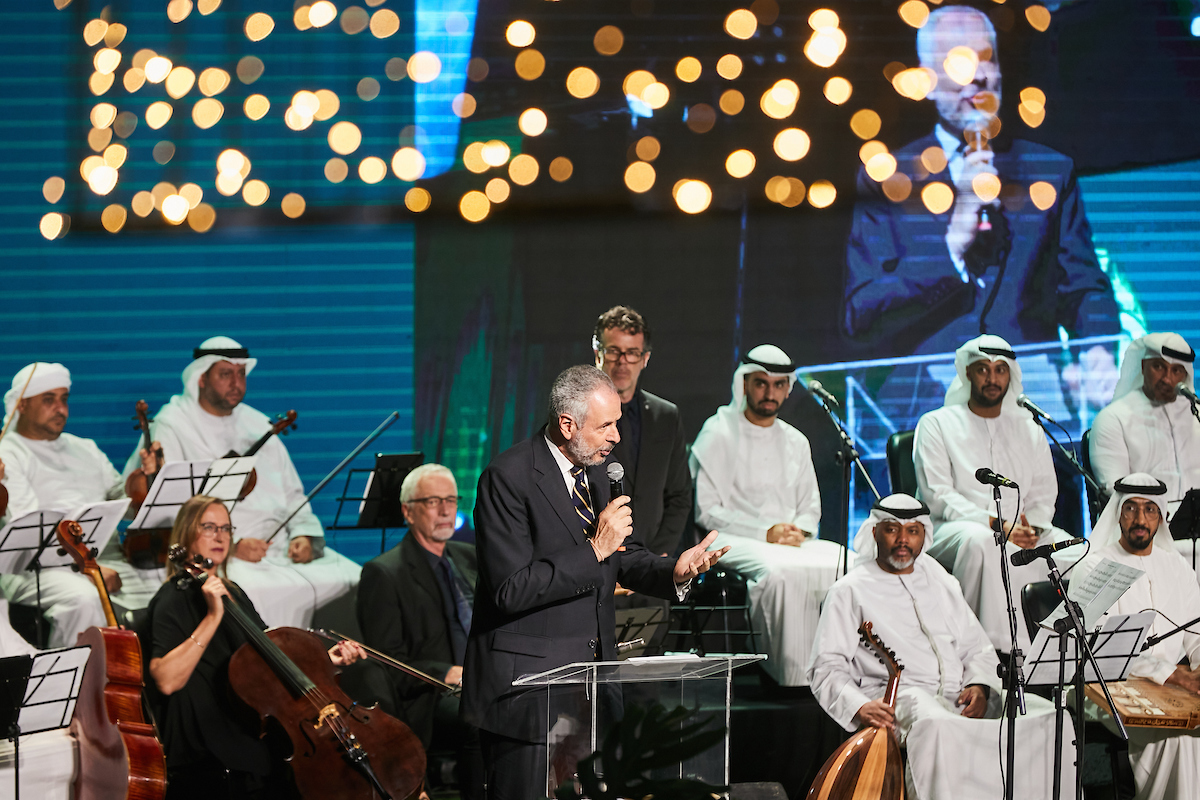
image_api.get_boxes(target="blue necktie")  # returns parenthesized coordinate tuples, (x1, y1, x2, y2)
(570, 465, 596, 538)
(440, 558, 473, 636)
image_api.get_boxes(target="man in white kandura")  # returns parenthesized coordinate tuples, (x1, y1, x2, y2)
(0, 362, 160, 647)
(913, 334, 1083, 653)
(808, 493, 1073, 800)
(119, 336, 360, 628)
(691, 344, 845, 687)
(1071, 474, 1200, 800)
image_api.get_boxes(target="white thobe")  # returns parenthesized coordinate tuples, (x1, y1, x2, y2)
(0, 433, 125, 647)
(692, 412, 843, 686)
(1089, 391, 1200, 502)
(808, 557, 1074, 800)
(1072, 543, 1200, 800)
(914, 404, 1083, 652)
(120, 394, 361, 630)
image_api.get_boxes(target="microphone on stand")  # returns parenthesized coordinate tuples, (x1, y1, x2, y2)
(1017, 394, 1058, 426)
(607, 461, 627, 552)
(807, 379, 840, 408)
(1010, 538, 1086, 567)
(975, 468, 1019, 489)
(1176, 382, 1199, 405)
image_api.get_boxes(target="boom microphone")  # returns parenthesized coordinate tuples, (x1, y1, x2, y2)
(807, 379, 840, 408)
(975, 468, 1019, 489)
(1010, 538, 1086, 567)
(1017, 394, 1057, 426)
(1176, 382, 1200, 405)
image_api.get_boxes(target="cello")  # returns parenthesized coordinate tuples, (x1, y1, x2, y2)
(169, 545, 426, 799)
(56, 519, 168, 800)
(807, 621, 904, 800)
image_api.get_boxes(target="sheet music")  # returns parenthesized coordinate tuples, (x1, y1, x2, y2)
(0, 511, 65, 575)
(1027, 611, 1154, 685)
(1043, 557, 1145, 631)
(128, 459, 213, 529)
(32, 498, 131, 570)
(18, 645, 90, 734)
(201, 456, 256, 501)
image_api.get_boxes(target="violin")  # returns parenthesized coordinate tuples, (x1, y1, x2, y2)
(225, 410, 298, 500)
(57, 519, 167, 800)
(807, 621, 904, 800)
(169, 545, 426, 799)
(123, 400, 171, 567)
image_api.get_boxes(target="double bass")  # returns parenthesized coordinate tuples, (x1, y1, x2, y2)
(169, 545, 426, 799)
(56, 519, 167, 800)
(807, 621, 904, 800)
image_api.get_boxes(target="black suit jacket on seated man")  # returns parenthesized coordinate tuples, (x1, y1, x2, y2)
(356, 530, 477, 748)
(607, 389, 692, 556)
(462, 427, 680, 742)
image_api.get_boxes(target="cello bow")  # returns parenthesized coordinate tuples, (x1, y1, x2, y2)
(309, 628, 461, 696)
(807, 621, 905, 800)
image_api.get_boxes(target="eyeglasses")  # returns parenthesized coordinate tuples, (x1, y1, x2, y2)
(599, 347, 647, 363)
(408, 495, 462, 509)
(198, 522, 235, 539)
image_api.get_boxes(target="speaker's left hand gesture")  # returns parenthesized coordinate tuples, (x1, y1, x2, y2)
(672, 531, 730, 584)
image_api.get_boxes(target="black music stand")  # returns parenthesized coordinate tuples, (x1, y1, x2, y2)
(615, 605, 667, 659)
(0, 513, 65, 646)
(0, 655, 32, 800)
(328, 452, 424, 554)
(124, 459, 224, 567)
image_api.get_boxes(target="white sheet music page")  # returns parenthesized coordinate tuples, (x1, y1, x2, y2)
(201, 456, 256, 501)
(128, 460, 213, 529)
(0, 510, 67, 575)
(18, 645, 91, 734)
(35, 498, 131, 570)
(1043, 557, 1146, 631)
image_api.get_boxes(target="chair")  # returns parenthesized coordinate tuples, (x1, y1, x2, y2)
(1080, 429, 1105, 525)
(1020, 580, 1066, 640)
(886, 431, 918, 497)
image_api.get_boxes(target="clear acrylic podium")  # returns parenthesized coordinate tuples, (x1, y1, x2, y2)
(513, 654, 764, 797)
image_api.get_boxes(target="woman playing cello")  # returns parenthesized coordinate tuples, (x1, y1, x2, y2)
(146, 495, 365, 799)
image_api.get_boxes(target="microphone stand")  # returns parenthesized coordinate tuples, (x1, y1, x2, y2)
(992, 483, 1024, 800)
(1140, 612, 1200, 651)
(809, 391, 880, 578)
(1040, 553, 1128, 800)
(264, 411, 401, 544)
(1184, 396, 1200, 570)
(1026, 415, 1106, 524)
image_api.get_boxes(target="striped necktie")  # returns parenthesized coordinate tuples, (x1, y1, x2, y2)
(569, 465, 596, 538)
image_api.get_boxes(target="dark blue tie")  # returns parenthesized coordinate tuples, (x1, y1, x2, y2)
(570, 465, 596, 538)
(440, 559, 473, 636)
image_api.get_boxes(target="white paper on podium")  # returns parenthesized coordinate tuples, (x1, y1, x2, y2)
(128, 460, 213, 529)
(1043, 558, 1145, 631)
(201, 456, 256, 501)
(18, 645, 90, 734)
(0, 511, 66, 575)
(33, 499, 131, 571)
(1028, 611, 1155, 685)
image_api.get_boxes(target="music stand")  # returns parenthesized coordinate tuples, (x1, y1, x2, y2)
(329, 452, 423, 554)
(615, 605, 668, 659)
(0, 646, 90, 800)
(0, 513, 65, 645)
(124, 460, 215, 567)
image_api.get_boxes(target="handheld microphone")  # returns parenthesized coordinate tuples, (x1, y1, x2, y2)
(1017, 394, 1057, 426)
(1176, 382, 1199, 405)
(975, 467, 1019, 489)
(807, 379, 840, 408)
(606, 462, 628, 552)
(1010, 538, 1086, 567)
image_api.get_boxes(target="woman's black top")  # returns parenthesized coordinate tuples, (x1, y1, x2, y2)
(147, 573, 272, 774)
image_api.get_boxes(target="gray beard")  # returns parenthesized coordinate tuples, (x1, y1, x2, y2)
(565, 436, 604, 466)
(885, 554, 915, 571)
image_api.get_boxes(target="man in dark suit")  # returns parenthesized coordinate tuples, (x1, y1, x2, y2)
(462, 365, 728, 800)
(357, 463, 484, 800)
(592, 306, 691, 557)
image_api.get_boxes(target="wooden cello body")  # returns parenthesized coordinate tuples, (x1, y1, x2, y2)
(807, 621, 904, 800)
(57, 520, 168, 800)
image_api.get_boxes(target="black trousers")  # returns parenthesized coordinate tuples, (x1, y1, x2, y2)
(479, 728, 547, 800)
(434, 692, 486, 800)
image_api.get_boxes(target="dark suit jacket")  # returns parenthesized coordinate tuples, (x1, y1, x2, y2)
(607, 389, 692, 556)
(356, 533, 478, 748)
(842, 132, 1119, 356)
(461, 428, 678, 741)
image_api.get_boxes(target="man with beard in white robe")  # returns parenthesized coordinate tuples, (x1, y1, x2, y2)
(1089, 333, 1200, 576)
(808, 493, 1073, 800)
(690, 344, 845, 687)
(117, 336, 360, 629)
(914, 334, 1084, 653)
(1070, 474, 1200, 800)
(0, 362, 160, 646)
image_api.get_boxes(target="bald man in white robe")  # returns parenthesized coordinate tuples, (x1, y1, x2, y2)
(117, 336, 361, 629)
(1071, 474, 1200, 800)
(691, 344, 845, 687)
(914, 334, 1084, 653)
(809, 494, 1073, 800)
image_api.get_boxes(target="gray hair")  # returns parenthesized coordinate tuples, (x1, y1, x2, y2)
(547, 365, 617, 427)
(400, 463, 457, 503)
(916, 5, 996, 68)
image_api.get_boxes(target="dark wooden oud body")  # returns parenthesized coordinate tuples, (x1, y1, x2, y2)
(72, 626, 168, 800)
(807, 621, 904, 800)
(229, 626, 426, 800)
